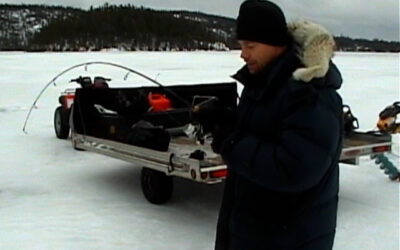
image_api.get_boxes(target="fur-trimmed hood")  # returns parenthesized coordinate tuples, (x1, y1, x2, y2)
(288, 20, 335, 82)
(232, 20, 342, 97)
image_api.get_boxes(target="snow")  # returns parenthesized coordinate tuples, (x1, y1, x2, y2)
(0, 51, 398, 249)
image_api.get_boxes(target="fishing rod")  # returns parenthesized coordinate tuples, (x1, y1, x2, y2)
(22, 61, 192, 134)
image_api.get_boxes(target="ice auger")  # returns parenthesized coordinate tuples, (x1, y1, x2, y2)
(371, 154, 400, 181)
(372, 102, 400, 181)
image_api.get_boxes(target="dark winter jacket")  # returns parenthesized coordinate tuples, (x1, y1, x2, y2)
(215, 21, 343, 250)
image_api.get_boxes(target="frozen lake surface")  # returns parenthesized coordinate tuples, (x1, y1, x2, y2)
(0, 51, 398, 249)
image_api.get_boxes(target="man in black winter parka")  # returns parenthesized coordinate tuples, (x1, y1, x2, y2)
(213, 1, 343, 249)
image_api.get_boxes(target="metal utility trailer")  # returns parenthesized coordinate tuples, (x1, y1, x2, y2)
(340, 132, 392, 164)
(72, 133, 226, 183)
(61, 81, 240, 204)
(72, 132, 228, 204)
(51, 76, 393, 204)
(71, 130, 392, 204)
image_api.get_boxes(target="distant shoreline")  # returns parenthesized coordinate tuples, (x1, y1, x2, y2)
(1, 50, 398, 54)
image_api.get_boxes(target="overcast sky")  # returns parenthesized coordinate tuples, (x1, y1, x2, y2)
(1, 0, 399, 41)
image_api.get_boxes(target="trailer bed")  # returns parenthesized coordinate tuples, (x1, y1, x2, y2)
(340, 132, 392, 164)
(72, 133, 226, 184)
(73, 130, 392, 182)
(66, 81, 393, 203)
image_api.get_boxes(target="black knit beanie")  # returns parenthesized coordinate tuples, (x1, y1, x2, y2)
(236, 0, 289, 46)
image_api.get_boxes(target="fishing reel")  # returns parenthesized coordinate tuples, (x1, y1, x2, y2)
(191, 95, 235, 146)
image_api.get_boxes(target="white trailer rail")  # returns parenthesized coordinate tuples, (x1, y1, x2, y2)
(71, 131, 392, 204)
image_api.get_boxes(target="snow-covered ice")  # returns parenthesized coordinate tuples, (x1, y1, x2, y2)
(0, 51, 398, 249)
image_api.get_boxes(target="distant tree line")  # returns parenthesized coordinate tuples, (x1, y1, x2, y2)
(0, 4, 81, 50)
(334, 36, 399, 52)
(28, 4, 227, 51)
(0, 3, 80, 12)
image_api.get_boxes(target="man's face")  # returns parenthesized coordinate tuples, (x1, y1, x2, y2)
(238, 40, 285, 74)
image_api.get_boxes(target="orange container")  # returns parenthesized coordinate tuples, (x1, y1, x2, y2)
(148, 93, 172, 111)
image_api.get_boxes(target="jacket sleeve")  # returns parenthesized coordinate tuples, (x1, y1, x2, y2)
(222, 84, 342, 193)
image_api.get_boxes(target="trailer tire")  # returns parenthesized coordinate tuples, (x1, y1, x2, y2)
(54, 106, 70, 139)
(141, 168, 173, 204)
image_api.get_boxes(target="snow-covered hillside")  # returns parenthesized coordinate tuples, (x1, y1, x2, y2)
(0, 51, 398, 250)
(0, 5, 78, 50)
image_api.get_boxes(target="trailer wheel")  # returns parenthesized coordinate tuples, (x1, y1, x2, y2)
(141, 168, 173, 204)
(54, 106, 70, 139)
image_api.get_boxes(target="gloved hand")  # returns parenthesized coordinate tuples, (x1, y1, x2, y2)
(192, 101, 236, 133)
(211, 125, 233, 154)
(192, 99, 236, 154)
